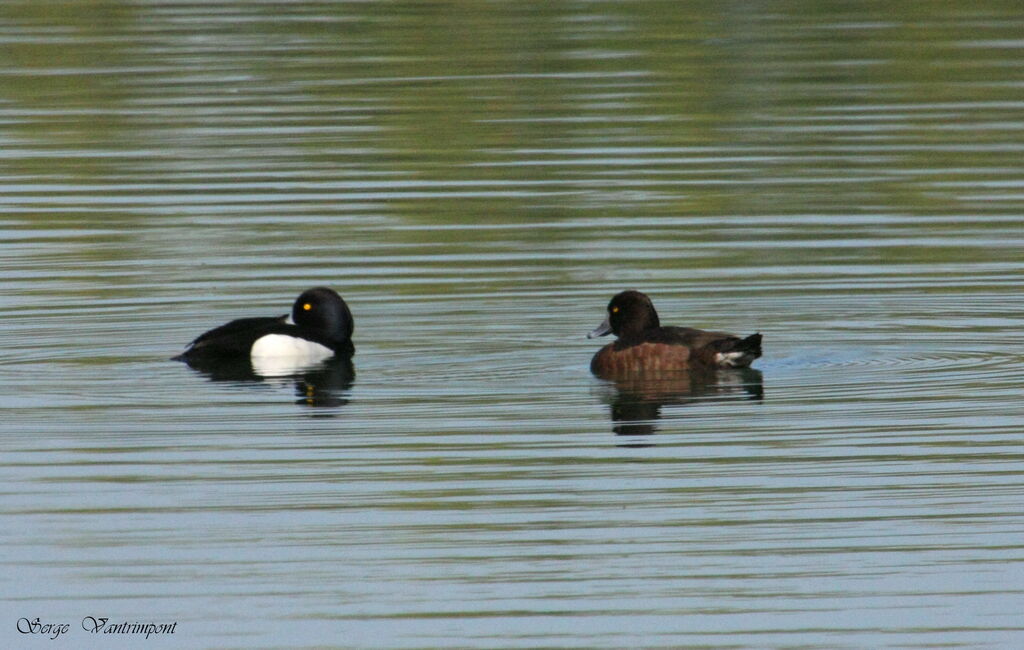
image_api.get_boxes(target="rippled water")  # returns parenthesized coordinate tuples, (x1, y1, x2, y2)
(3, 1, 1024, 647)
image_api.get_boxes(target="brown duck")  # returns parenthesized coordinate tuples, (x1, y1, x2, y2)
(588, 290, 762, 376)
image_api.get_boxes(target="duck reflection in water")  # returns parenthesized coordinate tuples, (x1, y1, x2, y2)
(593, 367, 763, 437)
(181, 355, 355, 408)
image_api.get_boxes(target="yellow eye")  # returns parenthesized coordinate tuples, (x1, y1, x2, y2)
(611, 306, 619, 313)
(303, 303, 312, 311)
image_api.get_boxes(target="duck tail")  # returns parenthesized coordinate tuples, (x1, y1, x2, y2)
(739, 332, 762, 357)
(714, 333, 762, 368)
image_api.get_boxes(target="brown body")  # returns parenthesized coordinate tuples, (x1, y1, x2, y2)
(588, 291, 761, 377)
(591, 330, 733, 375)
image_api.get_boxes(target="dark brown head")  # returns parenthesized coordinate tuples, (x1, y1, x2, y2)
(587, 290, 661, 340)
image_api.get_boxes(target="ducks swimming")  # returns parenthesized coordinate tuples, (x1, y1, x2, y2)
(174, 287, 762, 380)
(587, 290, 761, 376)
(173, 287, 354, 365)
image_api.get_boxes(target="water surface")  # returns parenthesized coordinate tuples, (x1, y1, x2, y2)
(2, 1, 1024, 647)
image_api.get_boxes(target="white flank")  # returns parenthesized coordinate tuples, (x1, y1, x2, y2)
(251, 334, 333, 360)
(250, 334, 334, 377)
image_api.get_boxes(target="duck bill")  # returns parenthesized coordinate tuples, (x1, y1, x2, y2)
(587, 316, 612, 339)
